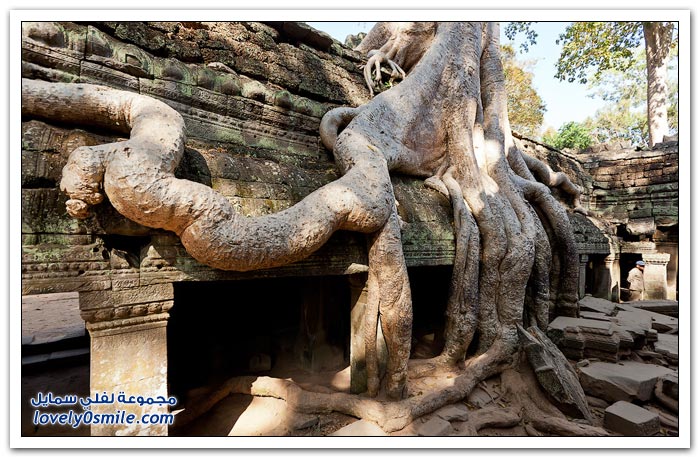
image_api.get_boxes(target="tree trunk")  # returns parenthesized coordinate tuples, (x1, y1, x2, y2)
(643, 22, 675, 147)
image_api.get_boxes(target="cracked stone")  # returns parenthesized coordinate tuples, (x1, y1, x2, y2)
(604, 401, 660, 436)
(579, 361, 673, 403)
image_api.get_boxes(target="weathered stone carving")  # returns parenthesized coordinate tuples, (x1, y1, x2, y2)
(22, 21, 591, 432)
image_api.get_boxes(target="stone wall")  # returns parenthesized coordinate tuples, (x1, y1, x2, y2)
(581, 144, 679, 235)
(516, 134, 679, 238)
(21, 21, 679, 299)
(515, 132, 679, 301)
(21, 21, 455, 296)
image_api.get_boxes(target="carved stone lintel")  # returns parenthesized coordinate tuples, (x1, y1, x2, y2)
(86, 312, 170, 335)
(642, 252, 671, 266)
(79, 283, 174, 325)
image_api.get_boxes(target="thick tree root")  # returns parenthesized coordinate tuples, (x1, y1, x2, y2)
(177, 350, 511, 434)
(455, 406, 522, 435)
(21, 78, 395, 272)
(499, 363, 608, 437)
(177, 356, 607, 437)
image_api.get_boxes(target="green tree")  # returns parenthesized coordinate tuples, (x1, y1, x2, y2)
(505, 21, 677, 146)
(543, 121, 593, 150)
(556, 22, 676, 146)
(583, 48, 648, 146)
(501, 44, 546, 138)
(583, 45, 678, 147)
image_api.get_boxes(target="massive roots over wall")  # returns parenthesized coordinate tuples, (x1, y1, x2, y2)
(22, 22, 590, 432)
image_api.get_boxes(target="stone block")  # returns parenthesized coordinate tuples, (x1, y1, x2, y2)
(80, 283, 174, 310)
(89, 320, 169, 436)
(580, 311, 613, 322)
(548, 316, 613, 334)
(579, 296, 617, 315)
(616, 303, 678, 333)
(604, 401, 660, 436)
(633, 300, 678, 317)
(653, 334, 678, 365)
(435, 404, 469, 422)
(660, 372, 679, 400)
(626, 217, 656, 236)
(614, 310, 653, 341)
(330, 420, 387, 436)
(415, 417, 453, 436)
(519, 326, 594, 422)
(579, 361, 673, 403)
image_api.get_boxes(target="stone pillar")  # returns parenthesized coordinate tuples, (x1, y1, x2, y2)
(655, 243, 679, 300)
(605, 254, 621, 303)
(348, 274, 387, 394)
(578, 254, 589, 300)
(79, 283, 173, 436)
(642, 253, 671, 300)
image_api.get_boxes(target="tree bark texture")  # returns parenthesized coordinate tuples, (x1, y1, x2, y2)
(643, 22, 675, 146)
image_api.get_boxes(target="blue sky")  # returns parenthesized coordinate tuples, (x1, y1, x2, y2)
(306, 22, 609, 133)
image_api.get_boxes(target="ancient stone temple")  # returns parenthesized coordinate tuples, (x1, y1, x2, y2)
(20, 21, 680, 437)
(516, 136, 679, 303)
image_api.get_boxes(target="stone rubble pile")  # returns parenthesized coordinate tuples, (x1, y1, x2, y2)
(546, 295, 679, 437)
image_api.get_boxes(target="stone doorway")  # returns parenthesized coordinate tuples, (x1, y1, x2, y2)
(167, 277, 351, 403)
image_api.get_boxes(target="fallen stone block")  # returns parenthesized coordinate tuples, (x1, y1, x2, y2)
(548, 317, 628, 362)
(604, 401, 660, 436)
(635, 349, 663, 360)
(660, 372, 679, 400)
(627, 300, 679, 318)
(654, 334, 678, 365)
(519, 325, 594, 422)
(579, 296, 617, 315)
(580, 311, 613, 322)
(330, 419, 387, 436)
(645, 405, 679, 431)
(579, 361, 673, 403)
(548, 317, 614, 350)
(646, 328, 659, 343)
(614, 310, 653, 341)
(616, 303, 678, 333)
(415, 417, 453, 436)
(435, 404, 469, 422)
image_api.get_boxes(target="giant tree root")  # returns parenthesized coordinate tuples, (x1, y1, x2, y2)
(176, 353, 607, 436)
(176, 349, 510, 433)
(23, 21, 590, 418)
(499, 362, 608, 437)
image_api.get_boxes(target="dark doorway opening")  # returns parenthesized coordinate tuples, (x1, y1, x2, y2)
(168, 276, 350, 401)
